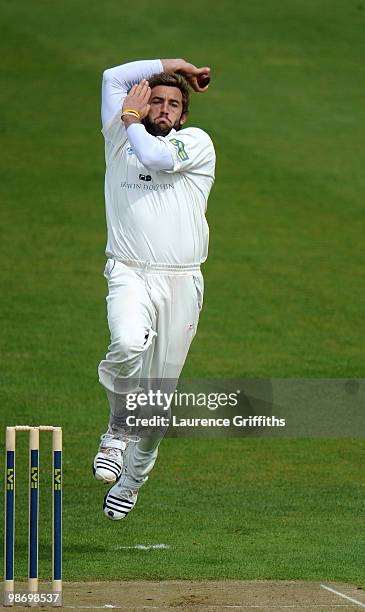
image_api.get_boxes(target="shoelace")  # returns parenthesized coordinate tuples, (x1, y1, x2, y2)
(119, 486, 138, 499)
(102, 447, 122, 460)
(101, 432, 141, 444)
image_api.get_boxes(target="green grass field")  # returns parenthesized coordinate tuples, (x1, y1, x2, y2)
(0, 0, 364, 586)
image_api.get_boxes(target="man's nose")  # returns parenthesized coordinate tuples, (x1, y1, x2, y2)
(161, 100, 169, 114)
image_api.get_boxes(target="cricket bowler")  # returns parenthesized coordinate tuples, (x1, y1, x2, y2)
(92, 58, 216, 519)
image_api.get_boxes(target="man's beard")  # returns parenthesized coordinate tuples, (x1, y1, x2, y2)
(143, 115, 182, 137)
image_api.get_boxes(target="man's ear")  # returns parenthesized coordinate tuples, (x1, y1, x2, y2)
(179, 113, 188, 126)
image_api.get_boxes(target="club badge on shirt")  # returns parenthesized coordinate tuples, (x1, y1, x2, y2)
(169, 139, 189, 161)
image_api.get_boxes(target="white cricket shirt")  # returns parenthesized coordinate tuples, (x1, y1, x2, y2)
(102, 115, 216, 266)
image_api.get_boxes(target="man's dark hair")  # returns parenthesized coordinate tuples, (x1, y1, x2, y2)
(149, 72, 190, 116)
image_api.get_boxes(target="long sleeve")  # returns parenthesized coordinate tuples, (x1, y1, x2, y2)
(101, 59, 163, 129)
(126, 123, 174, 171)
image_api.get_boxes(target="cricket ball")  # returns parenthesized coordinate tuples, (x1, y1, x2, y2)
(198, 75, 210, 88)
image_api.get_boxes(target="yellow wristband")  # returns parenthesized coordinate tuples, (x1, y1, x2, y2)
(121, 109, 142, 120)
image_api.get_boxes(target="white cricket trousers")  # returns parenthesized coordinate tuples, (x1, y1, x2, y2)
(98, 258, 204, 487)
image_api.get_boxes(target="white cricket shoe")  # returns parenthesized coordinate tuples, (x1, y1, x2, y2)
(103, 472, 139, 520)
(92, 433, 126, 484)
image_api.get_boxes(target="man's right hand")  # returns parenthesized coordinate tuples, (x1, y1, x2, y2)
(162, 59, 211, 93)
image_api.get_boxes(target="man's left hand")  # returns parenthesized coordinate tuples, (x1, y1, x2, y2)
(122, 79, 151, 120)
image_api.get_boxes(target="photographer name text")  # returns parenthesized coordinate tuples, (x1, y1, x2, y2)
(125, 415, 286, 428)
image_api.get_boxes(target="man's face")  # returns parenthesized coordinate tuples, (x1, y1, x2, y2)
(143, 85, 187, 136)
